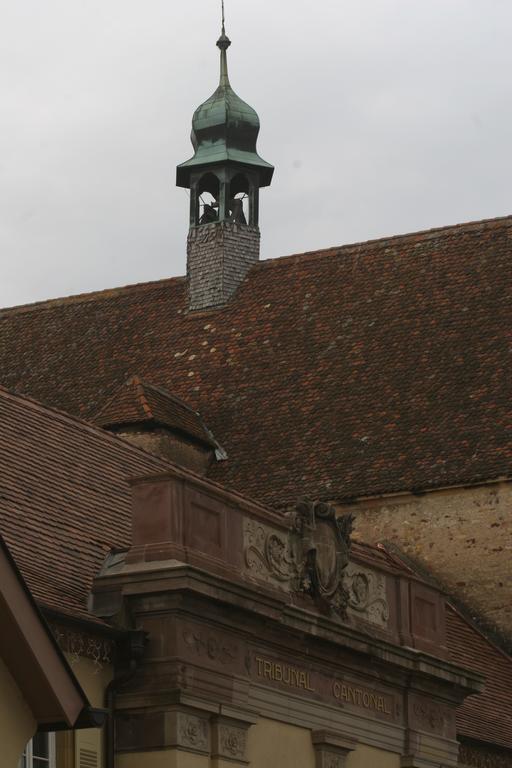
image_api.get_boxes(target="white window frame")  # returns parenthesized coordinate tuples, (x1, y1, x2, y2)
(19, 733, 56, 768)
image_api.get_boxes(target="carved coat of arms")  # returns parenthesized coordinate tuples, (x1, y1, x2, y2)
(244, 499, 354, 621)
(292, 499, 354, 619)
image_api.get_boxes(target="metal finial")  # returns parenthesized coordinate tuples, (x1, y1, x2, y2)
(217, 0, 231, 54)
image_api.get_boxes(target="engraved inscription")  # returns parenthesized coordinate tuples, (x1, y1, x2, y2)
(256, 656, 315, 691)
(332, 680, 392, 715)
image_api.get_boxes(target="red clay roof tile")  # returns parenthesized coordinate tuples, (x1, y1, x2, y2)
(447, 605, 512, 750)
(92, 376, 217, 448)
(0, 386, 170, 622)
(1, 215, 510, 506)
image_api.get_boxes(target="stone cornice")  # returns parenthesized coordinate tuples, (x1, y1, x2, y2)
(92, 559, 483, 700)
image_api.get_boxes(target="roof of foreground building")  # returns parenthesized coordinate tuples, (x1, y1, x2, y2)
(0, 386, 170, 622)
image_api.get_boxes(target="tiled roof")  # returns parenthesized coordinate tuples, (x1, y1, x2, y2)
(93, 375, 217, 448)
(1, 215, 511, 505)
(0, 386, 170, 622)
(447, 605, 512, 751)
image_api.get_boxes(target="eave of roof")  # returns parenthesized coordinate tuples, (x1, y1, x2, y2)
(0, 535, 91, 729)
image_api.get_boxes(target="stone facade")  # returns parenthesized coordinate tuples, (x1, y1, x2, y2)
(187, 222, 260, 311)
(341, 481, 512, 642)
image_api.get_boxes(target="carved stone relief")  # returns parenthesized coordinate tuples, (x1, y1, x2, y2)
(293, 499, 354, 619)
(244, 519, 296, 587)
(345, 563, 390, 628)
(177, 713, 209, 753)
(243, 500, 354, 620)
(219, 724, 247, 760)
(211, 717, 251, 764)
(323, 755, 347, 768)
(411, 699, 454, 735)
(183, 629, 237, 664)
(311, 730, 356, 768)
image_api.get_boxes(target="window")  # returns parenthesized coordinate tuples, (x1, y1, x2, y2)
(19, 733, 56, 768)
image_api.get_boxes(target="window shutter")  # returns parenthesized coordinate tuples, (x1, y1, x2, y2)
(75, 729, 101, 768)
(78, 748, 98, 768)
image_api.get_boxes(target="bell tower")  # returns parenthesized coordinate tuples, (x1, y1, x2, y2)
(176, 20, 274, 311)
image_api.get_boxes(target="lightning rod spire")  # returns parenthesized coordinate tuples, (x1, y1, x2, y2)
(217, 0, 231, 86)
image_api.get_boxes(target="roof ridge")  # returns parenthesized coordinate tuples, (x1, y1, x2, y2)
(136, 377, 203, 417)
(132, 376, 155, 420)
(257, 213, 512, 270)
(0, 274, 187, 316)
(2, 213, 510, 315)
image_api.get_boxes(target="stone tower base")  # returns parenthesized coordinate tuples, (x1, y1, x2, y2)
(187, 222, 260, 311)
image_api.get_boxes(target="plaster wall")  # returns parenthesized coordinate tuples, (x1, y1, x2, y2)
(249, 718, 399, 768)
(0, 656, 37, 768)
(116, 719, 401, 768)
(65, 655, 113, 768)
(117, 751, 208, 768)
(248, 718, 315, 767)
(347, 744, 400, 768)
(344, 481, 512, 638)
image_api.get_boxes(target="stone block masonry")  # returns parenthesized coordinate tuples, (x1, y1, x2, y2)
(340, 481, 512, 642)
(187, 221, 260, 311)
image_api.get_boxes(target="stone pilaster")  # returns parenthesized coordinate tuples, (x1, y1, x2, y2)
(211, 709, 256, 767)
(311, 730, 356, 768)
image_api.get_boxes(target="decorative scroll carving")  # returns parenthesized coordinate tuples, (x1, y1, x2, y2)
(177, 713, 209, 752)
(244, 519, 297, 585)
(293, 499, 354, 620)
(219, 725, 247, 760)
(183, 629, 237, 664)
(345, 564, 389, 627)
(52, 624, 113, 671)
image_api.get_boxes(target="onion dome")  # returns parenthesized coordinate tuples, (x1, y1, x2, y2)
(176, 27, 274, 188)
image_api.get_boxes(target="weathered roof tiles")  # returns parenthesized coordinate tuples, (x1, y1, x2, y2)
(0, 214, 511, 506)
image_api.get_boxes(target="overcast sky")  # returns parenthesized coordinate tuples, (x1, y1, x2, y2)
(1, 0, 511, 307)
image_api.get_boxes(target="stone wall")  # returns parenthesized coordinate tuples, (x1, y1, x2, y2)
(339, 481, 512, 641)
(187, 222, 260, 311)
(115, 426, 214, 475)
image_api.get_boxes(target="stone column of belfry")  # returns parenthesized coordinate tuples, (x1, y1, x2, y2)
(176, 20, 273, 311)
